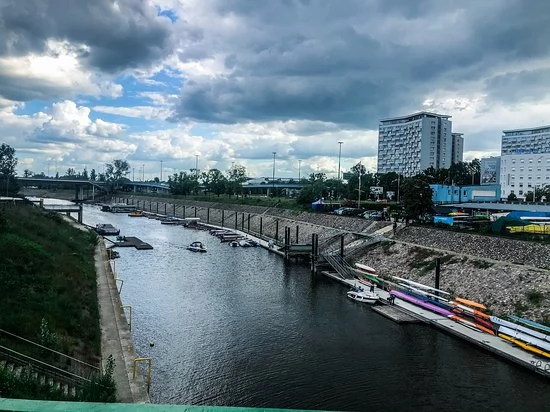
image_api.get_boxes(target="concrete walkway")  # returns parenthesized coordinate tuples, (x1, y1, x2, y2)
(96, 242, 150, 403)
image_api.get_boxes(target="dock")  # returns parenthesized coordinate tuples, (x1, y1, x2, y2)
(319, 270, 550, 379)
(113, 236, 153, 250)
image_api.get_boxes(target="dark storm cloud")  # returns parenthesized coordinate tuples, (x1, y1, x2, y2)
(0, 0, 173, 72)
(485, 69, 550, 104)
(171, 0, 550, 128)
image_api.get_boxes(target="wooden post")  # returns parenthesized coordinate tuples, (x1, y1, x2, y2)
(241, 213, 245, 231)
(207, 208, 210, 224)
(284, 227, 289, 260)
(221, 210, 225, 228)
(234, 212, 238, 229)
(164, 203, 167, 215)
(247, 214, 251, 233)
(296, 225, 299, 244)
(156, 202, 159, 213)
(183, 205, 186, 218)
(275, 219, 279, 241)
(194, 207, 197, 218)
(78, 204, 83, 224)
(260, 217, 263, 236)
(173, 204, 176, 216)
(435, 257, 441, 299)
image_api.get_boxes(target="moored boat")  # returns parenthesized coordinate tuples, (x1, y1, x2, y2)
(347, 290, 379, 304)
(128, 210, 144, 217)
(187, 241, 207, 253)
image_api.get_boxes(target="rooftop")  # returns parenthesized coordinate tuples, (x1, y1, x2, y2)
(502, 125, 550, 134)
(380, 111, 451, 123)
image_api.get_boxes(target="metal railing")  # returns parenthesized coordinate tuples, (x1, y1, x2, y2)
(0, 328, 100, 383)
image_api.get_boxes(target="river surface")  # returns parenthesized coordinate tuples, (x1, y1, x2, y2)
(70, 202, 550, 411)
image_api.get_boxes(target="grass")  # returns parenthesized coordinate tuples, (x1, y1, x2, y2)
(471, 260, 494, 269)
(527, 290, 545, 306)
(0, 201, 100, 364)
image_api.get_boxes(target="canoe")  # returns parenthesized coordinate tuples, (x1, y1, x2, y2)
(491, 316, 550, 343)
(497, 325, 550, 352)
(448, 314, 495, 335)
(354, 263, 377, 275)
(392, 276, 451, 296)
(507, 315, 550, 334)
(498, 333, 550, 359)
(450, 302, 490, 320)
(454, 297, 487, 310)
(355, 270, 381, 285)
(390, 290, 453, 317)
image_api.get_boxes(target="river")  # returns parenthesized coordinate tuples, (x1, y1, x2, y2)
(74, 203, 550, 411)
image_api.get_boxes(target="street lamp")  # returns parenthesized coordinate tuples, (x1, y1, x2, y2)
(195, 154, 199, 178)
(337, 141, 343, 199)
(337, 141, 343, 181)
(160, 160, 163, 182)
(298, 159, 302, 181)
(272, 152, 276, 197)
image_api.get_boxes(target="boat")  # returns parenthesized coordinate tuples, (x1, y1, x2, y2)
(491, 316, 550, 343)
(454, 297, 487, 310)
(238, 239, 258, 247)
(448, 314, 495, 335)
(187, 241, 207, 253)
(354, 263, 377, 275)
(507, 315, 550, 334)
(160, 217, 181, 225)
(392, 276, 451, 296)
(347, 290, 379, 304)
(390, 290, 454, 317)
(94, 224, 120, 236)
(128, 210, 144, 217)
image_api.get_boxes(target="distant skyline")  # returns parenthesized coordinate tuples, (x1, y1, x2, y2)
(1, 0, 550, 179)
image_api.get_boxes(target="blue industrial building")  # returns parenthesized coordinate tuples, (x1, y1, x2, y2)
(430, 184, 501, 204)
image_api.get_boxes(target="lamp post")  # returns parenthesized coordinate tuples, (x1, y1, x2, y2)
(272, 152, 276, 197)
(397, 174, 400, 203)
(195, 154, 199, 178)
(298, 159, 302, 182)
(337, 141, 343, 198)
(160, 160, 163, 182)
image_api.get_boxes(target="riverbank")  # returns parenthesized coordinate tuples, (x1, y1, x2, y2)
(20, 189, 550, 324)
(113, 194, 550, 325)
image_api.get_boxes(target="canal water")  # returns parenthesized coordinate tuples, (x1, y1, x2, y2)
(76, 204, 550, 411)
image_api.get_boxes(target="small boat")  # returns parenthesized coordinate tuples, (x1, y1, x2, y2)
(355, 263, 377, 275)
(187, 241, 207, 253)
(128, 210, 144, 217)
(347, 290, 379, 304)
(238, 239, 258, 247)
(229, 240, 239, 247)
(94, 224, 120, 236)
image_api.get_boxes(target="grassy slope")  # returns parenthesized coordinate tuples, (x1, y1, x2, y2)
(0, 201, 100, 364)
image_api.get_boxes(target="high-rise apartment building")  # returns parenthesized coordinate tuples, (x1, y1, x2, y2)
(377, 112, 461, 177)
(499, 125, 550, 199)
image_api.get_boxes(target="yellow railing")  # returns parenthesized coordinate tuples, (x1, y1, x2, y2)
(133, 357, 152, 393)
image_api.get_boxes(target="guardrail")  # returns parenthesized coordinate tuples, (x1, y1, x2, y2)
(0, 328, 100, 382)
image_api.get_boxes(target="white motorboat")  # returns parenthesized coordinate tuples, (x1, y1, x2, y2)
(187, 241, 207, 253)
(347, 290, 379, 304)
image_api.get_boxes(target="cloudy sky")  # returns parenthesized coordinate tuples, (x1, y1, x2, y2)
(1, 0, 550, 180)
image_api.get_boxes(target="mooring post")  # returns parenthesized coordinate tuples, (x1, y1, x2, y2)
(284, 227, 290, 260)
(275, 220, 279, 241)
(221, 210, 225, 228)
(164, 203, 167, 215)
(207, 208, 210, 224)
(241, 213, 245, 231)
(173, 204, 176, 216)
(340, 234, 345, 258)
(78, 204, 83, 224)
(234, 212, 238, 229)
(194, 207, 197, 218)
(259, 217, 263, 236)
(247, 214, 251, 233)
(435, 257, 441, 299)
(296, 225, 299, 244)
(183, 205, 186, 218)
(311, 233, 318, 275)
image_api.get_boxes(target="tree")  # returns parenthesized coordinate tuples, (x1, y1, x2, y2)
(401, 177, 434, 221)
(105, 159, 130, 191)
(23, 169, 33, 177)
(507, 192, 518, 201)
(0, 143, 19, 196)
(226, 164, 248, 198)
(203, 169, 227, 197)
(297, 173, 327, 205)
(90, 169, 97, 181)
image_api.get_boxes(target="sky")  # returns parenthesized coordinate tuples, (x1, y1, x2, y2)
(1, 0, 550, 181)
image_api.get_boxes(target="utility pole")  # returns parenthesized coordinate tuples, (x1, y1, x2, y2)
(298, 159, 302, 181)
(337, 141, 343, 199)
(272, 152, 276, 197)
(357, 161, 362, 209)
(195, 154, 199, 178)
(160, 160, 163, 182)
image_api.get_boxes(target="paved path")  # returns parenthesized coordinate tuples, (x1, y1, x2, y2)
(96, 242, 150, 403)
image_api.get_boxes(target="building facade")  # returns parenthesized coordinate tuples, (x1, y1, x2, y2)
(377, 112, 460, 177)
(431, 184, 501, 204)
(499, 125, 550, 199)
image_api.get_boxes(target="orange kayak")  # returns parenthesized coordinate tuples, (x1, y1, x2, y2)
(454, 297, 487, 310)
